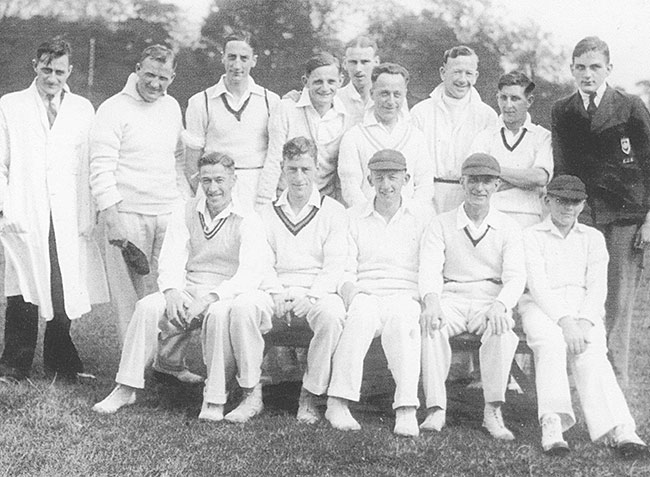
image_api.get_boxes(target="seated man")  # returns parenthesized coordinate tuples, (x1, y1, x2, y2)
(239, 136, 347, 423)
(92, 152, 268, 422)
(519, 175, 647, 458)
(419, 153, 526, 439)
(325, 149, 426, 437)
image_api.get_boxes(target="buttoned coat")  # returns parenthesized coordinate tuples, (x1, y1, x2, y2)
(0, 82, 95, 319)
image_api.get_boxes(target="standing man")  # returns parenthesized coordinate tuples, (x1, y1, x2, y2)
(90, 45, 189, 341)
(471, 71, 553, 227)
(241, 137, 347, 424)
(184, 31, 280, 207)
(0, 39, 95, 382)
(337, 36, 381, 125)
(326, 149, 426, 437)
(419, 154, 526, 439)
(552, 36, 650, 387)
(338, 63, 434, 211)
(411, 46, 498, 214)
(256, 53, 353, 206)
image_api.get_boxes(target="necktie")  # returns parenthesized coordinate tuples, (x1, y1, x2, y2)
(46, 94, 57, 128)
(587, 92, 597, 118)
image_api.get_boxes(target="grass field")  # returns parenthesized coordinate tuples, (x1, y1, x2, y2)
(1, 295, 650, 476)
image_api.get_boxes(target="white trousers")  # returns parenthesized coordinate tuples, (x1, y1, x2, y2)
(328, 294, 421, 409)
(520, 301, 636, 441)
(421, 282, 519, 409)
(103, 211, 170, 342)
(115, 290, 199, 389)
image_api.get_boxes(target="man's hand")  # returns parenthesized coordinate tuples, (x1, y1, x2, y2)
(420, 293, 446, 338)
(272, 292, 293, 325)
(103, 205, 128, 243)
(485, 301, 513, 335)
(559, 316, 592, 355)
(292, 296, 315, 319)
(635, 219, 650, 249)
(282, 89, 301, 102)
(339, 282, 362, 311)
(164, 289, 191, 329)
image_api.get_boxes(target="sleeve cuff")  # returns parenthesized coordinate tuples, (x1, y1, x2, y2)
(181, 130, 205, 150)
(95, 190, 122, 212)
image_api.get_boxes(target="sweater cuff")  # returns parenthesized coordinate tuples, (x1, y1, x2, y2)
(95, 189, 122, 212)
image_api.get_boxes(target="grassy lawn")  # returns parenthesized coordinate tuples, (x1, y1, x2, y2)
(1, 298, 650, 476)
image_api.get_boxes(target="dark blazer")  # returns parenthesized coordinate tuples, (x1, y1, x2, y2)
(552, 86, 650, 225)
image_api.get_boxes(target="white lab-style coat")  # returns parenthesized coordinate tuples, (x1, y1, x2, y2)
(0, 81, 97, 320)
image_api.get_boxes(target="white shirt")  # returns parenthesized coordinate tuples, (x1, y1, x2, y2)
(344, 198, 428, 299)
(521, 216, 608, 325)
(257, 88, 352, 204)
(419, 203, 526, 309)
(470, 114, 553, 216)
(338, 108, 434, 210)
(183, 76, 280, 169)
(578, 81, 607, 110)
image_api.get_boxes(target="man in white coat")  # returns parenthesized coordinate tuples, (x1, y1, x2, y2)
(0, 39, 95, 382)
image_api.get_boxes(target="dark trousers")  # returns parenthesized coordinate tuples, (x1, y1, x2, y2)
(0, 218, 83, 378)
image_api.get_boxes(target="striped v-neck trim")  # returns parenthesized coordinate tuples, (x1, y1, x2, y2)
(273, 195, 325, 236)
(199, 212, 229, 240)
(500, 127, 527, 152)
(463, 225, 491, 247)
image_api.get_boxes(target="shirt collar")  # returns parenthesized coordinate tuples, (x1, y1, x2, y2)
(498, 113, 533, 132)
(340, 82, 363, 102)
(30, 80, 70, 102)
(363, 106, 407, 127)
(578, 82, 608, 105)
(534, 215, 588, 238)
(121, 72, 165, 102)
(275, 184, 322, 209)
(195, 198, 246, 221)
(209, 75, 264, 99)
(296, 87, 348, 116)
(360, 195, 415, 219)
(456, 203, 503, 230)
(430, 83, 481, 104)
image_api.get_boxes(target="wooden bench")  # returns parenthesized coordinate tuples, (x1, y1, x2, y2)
(263, 320, 535, 397)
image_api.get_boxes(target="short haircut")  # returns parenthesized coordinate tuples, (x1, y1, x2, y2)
(198, 151, 235, 172)
(345, 36, 378, 54)
(572, 36, 610, 63)
(282, 136, 318, 164)
(35, 39, 72, 65)
(443, 45, 477, 65)
(498, 71, 535, 96)
(139, 44, 177, 69)
(304, 52, 340, 77)
(223, 30, 254, 51)
(371, 62, 409, 84)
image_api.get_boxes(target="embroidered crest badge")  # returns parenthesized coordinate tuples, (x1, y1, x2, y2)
(621, 137, 631, 155)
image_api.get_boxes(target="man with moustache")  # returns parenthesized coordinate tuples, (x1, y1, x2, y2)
(184, 31, 280, 207)
(338, 63, 434, 211)
(90, 45, 192, 355)
(411, 46, 498, 214)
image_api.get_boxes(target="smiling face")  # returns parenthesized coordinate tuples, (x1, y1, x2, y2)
(344, 46, 379, 91)
(440, 54, 478, 99)
(199, 163, 236, 217)
(545, 194, 585, 232)
(283, 152, 317, 202)
(222, 40, 257, 86)
(368, 169, 409, 205)
(571, 50, 612, 94)
(303, 64, 342, 111)
(135, 56, 175, 103)
(33, 54, 72, 97)
(497, 84, 532, 130)
(460, 174, 500, 208)
(371, 72, 406, 125)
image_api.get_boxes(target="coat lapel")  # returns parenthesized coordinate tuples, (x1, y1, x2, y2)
(569, 91, 590, 121)
(590, 85, 615, 133)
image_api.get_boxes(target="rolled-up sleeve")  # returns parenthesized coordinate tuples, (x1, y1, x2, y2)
(497, 224, 526, 309)
(90, 103, 123, 211)
(157, 203, 190, 292)
(418, 218, 445, 299)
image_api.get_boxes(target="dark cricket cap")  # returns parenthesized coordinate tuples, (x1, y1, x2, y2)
(547, 175, 587, 200)
(368, 149, 407, 171)
(461, 153, 501, 176)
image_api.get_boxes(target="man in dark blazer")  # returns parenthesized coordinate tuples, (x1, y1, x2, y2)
(552, 36, 650, 388)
